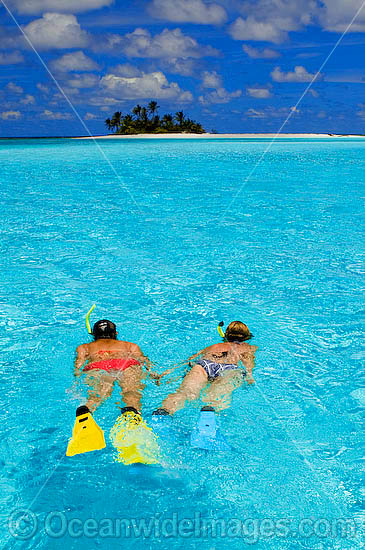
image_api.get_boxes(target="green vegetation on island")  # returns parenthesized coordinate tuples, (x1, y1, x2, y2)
(105, 101, 205, 135)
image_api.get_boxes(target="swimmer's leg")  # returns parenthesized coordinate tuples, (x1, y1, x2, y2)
(202, 370, 243, 412)
(84, 371, 115, 413)
(161, 365, 208, 415)
(117, 364, 145, 412)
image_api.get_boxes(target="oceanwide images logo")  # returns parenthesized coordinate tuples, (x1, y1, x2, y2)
(8, 509, 358, 543)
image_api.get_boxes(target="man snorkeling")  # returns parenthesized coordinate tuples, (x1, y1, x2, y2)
(67, 319, 160, 461)
(151, 321, 257, 450)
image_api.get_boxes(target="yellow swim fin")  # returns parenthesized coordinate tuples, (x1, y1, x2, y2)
(110, 407, 160, 465)
(66, 406, 106, 457)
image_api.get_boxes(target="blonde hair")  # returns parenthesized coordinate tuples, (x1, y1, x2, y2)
(224, 321, 252, 342)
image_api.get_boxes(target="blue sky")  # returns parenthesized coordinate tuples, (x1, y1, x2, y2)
(0, 0, 365, 136)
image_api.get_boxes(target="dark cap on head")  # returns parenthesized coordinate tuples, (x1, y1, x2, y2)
(92, 319, 117, 340)
(225, 321, 253, 342)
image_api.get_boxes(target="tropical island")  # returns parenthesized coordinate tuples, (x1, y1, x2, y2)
(105, 101, 205, 135)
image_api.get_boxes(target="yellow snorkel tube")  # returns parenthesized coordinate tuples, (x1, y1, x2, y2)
(86, 304, 96, 335)
(217, 321, 225, 339)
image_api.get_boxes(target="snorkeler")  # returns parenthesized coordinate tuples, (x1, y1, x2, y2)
(74, 319, 154, 413)
(67, 319, 160, 459)
(151, 321, 257, 450)
(154, 321, 256, 415)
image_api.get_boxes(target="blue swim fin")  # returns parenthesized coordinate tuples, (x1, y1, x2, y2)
(190, 407, 231, 451)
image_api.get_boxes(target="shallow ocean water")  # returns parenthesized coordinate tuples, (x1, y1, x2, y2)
(0, 137, 364, 549)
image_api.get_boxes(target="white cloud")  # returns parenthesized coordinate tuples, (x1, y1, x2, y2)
(243, 44, 280, 59)
(199, 87, 241, 104)
(148, 0, 227, 25)
(229, 0, 317, 44)
(99, 28, 218, 58)
(110, 63, 142, 77)
(1, 110, 21, 120)
(271, 65, 320, 83)
(247, 86, 271, 98)
(161, 57, 196, 76)
(67, 73, 99, 88)
(199, 70, 241, 104)
(20, 94, 36, 105)
(6, 82, 23, 94)
(324, 71, 365, 83)
(308, 89, 319, 97)
(84, 112, 98, 119)
(100, 70, 193, 101)
(9, 0, 114, 15)
(201, 70, 222, 89)
(41, 109, 72, 120)
(318, 0, 365, 32)
(37, 83, 49, 93)
(50, 51, 100, 72)
(0, 51, 24, 65)
(246, 108, 266, 118)
(229, 17, 287, 44)
(22, 13, 90, 50)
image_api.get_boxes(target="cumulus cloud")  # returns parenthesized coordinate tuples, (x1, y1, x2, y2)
(6, 82, 23, 94)
(318, 0, 365, 32)
(247, 86, 272, 98)
(148, 0, 227, 25)
(9, 0, 114, 15)
(1, 110, 21, 120)
(50, 51, 100, 72)
(20, 94, 36, 104)
(201, 70, 222, 89)
(66, 73, 100, 88)
(199, 88, 241, 104)
(41, 109, 72, 120)
(100, 70, 193, 101)
(22, 13, 90, 50)
(243, 44, 280, 59)
(98, 28, 218, 58)
(229, 17, 287, 43)
(271, 65, 320, 83)
(0, 51, 24, 65)
(109, 63, 142, 77)
(160, 57, 197, 76)
(199, 70, 241, 104)
(229, 0, 317, 44)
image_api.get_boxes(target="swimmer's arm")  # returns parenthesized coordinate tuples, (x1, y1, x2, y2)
(242, 345, 258, 384)
(131, 345, 163, 384)
(155, 349, 205, 381)
(74, 344, 88, 378)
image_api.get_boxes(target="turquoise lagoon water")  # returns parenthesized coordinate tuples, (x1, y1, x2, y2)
(0, 138, 364, 549)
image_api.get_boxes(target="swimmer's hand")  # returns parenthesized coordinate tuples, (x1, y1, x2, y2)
(246, 374, 255, 384)
(148, 371, 164, 386)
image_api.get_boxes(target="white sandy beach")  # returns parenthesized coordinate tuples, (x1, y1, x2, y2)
(75, 133, 365, 139)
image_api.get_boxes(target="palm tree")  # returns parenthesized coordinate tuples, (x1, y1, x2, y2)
(111, 111, 122, 132)
(105, 118, 113, 132)
(148, 100, 159, 117)
(132, 104, 142, 119)
(162, 113, 173, 130)
(175, 111, 185, 127)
